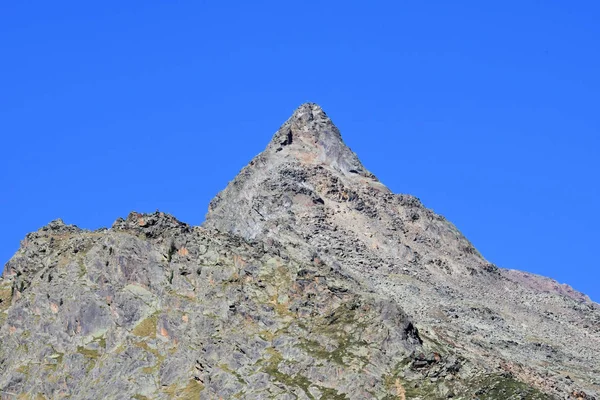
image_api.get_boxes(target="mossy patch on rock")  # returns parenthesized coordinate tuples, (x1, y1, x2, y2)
(161, 379, 204, 400)
(77, 346, 100, 359)
(0, 283, 12, 325)
(468, 374, 551, 400)
(132, 312, 158, 338)
(261, 347, 314, 398)
(297, 301, 370, 368)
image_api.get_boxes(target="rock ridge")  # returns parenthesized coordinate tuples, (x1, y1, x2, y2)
(203, 103, 600, 399)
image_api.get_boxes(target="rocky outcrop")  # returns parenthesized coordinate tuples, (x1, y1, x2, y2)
(0, 211, 430, 399)
(0, 104, 598, 399)
(205, 103, 600, 399)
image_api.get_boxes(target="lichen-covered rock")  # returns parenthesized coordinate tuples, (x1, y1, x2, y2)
(0, 213, 425, 399)
(0, 103, 598, 399)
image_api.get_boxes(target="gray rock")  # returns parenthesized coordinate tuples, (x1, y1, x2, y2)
(0, 103, 597, 399)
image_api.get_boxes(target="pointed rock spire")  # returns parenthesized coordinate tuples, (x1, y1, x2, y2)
(203, 103, 386, 239)
(269, 103, 342, 149)
(267, 103, 375, 179)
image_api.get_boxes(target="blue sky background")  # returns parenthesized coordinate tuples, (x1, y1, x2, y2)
(1, 1, 598, 301)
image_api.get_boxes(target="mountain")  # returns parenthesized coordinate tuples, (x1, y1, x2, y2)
(1, 104, 598, 399)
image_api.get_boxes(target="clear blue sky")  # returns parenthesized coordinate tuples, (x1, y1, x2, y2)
(1, 2, 598, 301)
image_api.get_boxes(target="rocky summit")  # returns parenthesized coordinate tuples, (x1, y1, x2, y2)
(1, 104, 598, 400)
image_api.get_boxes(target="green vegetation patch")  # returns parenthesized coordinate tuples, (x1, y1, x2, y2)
(381, 368, 551, 400)
(161, 379, 204, 400)
(77, 346, 100, 359)
(134, 340, 165, 363)
(44, 351, 64, 372)
(77, 345, 101, 373)
(382, 368, 440, 400)
(467, 374, 550, 400)
(297, 301, 370, 368)
(78, 260, 87, 278)
(97, 335, 106, 349)
(262, 348, 314, 399)
(0, 284, 12, 314)
(141, 366, 156, 374)
(16, 363, 30, 375)
(259, 347, 348, 399)
(132, 312, 158, 338)
(49, 352, 64, 364)
(318, 387, 348, 400)
(219, 363, 247, 385)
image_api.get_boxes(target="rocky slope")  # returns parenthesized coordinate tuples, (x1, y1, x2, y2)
(1, 103, 598, 399)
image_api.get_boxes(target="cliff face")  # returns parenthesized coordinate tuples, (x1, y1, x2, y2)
(1, 104, 598, 399)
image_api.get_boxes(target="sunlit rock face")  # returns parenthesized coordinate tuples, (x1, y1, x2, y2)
(0, 104, 598, 399)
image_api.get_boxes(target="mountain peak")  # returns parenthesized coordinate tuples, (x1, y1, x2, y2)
(267, 103, 373, 179)
(282, 102, 334, 135)
(204, 103, 387, 238)
(290, 102, 326, 119)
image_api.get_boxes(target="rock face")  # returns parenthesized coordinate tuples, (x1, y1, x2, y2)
(1, 104, 598, 399)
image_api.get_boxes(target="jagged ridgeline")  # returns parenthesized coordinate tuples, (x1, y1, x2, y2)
(1, 104, 598, 399)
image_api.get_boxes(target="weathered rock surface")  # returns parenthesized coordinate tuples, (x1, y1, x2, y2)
(1, 103, 598, 399)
